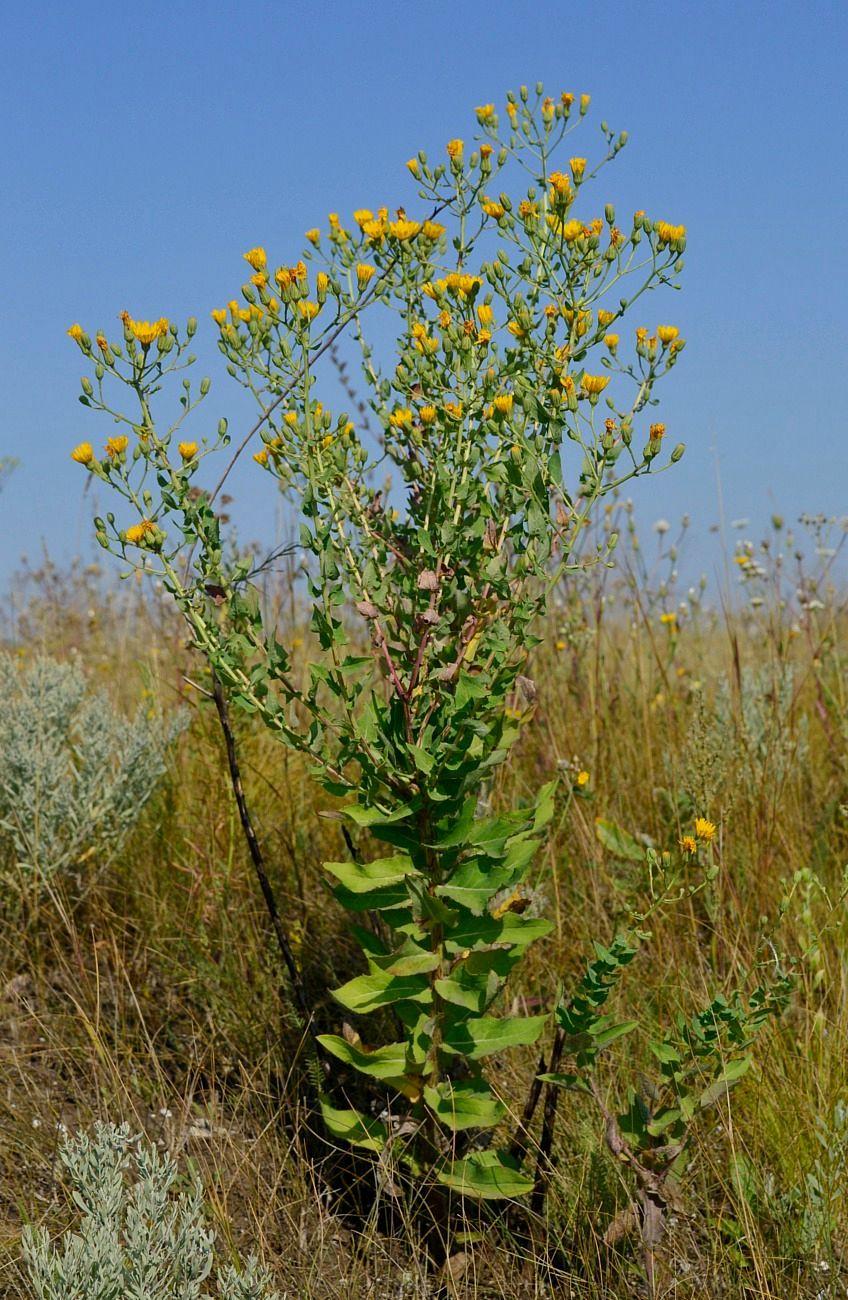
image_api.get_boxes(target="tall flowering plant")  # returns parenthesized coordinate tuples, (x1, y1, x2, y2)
(68, 84, 688, 1199)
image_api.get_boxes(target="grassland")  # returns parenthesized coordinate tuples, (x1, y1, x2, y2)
(2, 511, 847, 1299)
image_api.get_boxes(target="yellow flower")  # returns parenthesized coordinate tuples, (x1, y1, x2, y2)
(353, 208, 373, 227)
(493, 393, 514, 416)
(446, 138, 464, 160)
(518, 200, 539, 220)
(576, 770, 590, 787)
(251, 272, 267, 288)
(636, 326, 648, 343)
(67, 323, 85, 342)
(71, 441, 93, 464)
(316, 271, 329, 293)
(305, 228, 320, 245)
(569, 157, 587, 181)
(178, 441, 198, 461)
(211, 308, 227, 325)
(297, 301, 320, 321)
(580, 374, 610, 396)
(475, 104, 496, 123)
(509, 443, 521, 457)
(406, 157, 419, 175)
(129, 318, 169, 346)
(659, 611, 677, 626)
(125, 519, 156, 545)
(694, 817, 716, 843)
(597, 309, 616, 327)
(389, 407, 413, 430)
(507, 320, 527, 339)
(604, 333, 619, 351)
(362, 218, 386, 243)
(657, 325, 680, 345)
(243, 247, 267, 271)
(657, 221, 687, 246)
(548, 170, 572, 198)
(679, 835, 697, 855)
(480, 143, 493, 159)
(420, 220, 446, 240)
(438, 309, 451, 329)
(321, 434, 334, 449)
(356, 262, 376, 287)
(580, 93, 591, 113)
(477, 304, 494, 326)
(253, 449, 269, 466)
(555, 639, 566, 651)
(283, 412, 298, 427)
(649, 423, 666, 440)
(388, 218, 421, 241)
(482, 197, 505, 219)
(105, 435, 129, 458)
(477, 328, 491, 344)
(419, 405, 437, 424)
(552, 217, 584, 242)
(561, 91, 575, 109)
(95, 333, 109, 352)
(444, 401, 463, 420)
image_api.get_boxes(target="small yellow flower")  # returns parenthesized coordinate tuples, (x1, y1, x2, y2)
(657, 221, 687, 246)
(507, 320, 527, 339)
(178, 441, 198, 461)
(475, 103, 496, 123)
(659, 611, 677, 626)
(284, 412, 298, 427)
(556, 217, 585, 242)
(71, 441, 93, 464)
(420, 220, 446, 240)
(251, 272, 267, 288)
(446, 138, 464, 161)
(321, 434, 334, 449)
(305, 228, 320, 245)
(604, 333, 619, 351)
(407, 157, 420, 175)
(580, 374, 610, 396)
(649, 423, 666, 440)
(67, 323, 85, 343)
(253, 448, 269, 466)
(125, 519, 157, 545)
(211, 308, 227, 325)
(419, 405, 437, 424)
(482, 197, 506, 219)
(438, 309, 451, 329)
(243, 247, 267, 271)
(297, 301, 320, 322)
(636, 326, 648, 343)
(493, 393, 514, 416)
(548, 170, 572, 198)
(569, 157, 587, 181)
(353, 208, 373, 227)
(95, 333, 109, 352)
(694, 817, 716, 843)
(576, 770, 590, 787)
(509, 443, 521, 457)
(362, 218, 386, 243)
(579, 93, 591, 113)
(480, 143, 493, 159)
(679, 835, 697, 855)
(555, 639, 566, 651)
(477, 328, 491, 344)
(477, 304, 494, 326)
(518, 200, 539, 220)
(597, 309, 616, 327)
(389, 407, 413, 430)
(561, 91, 575, 109)
(388, 218, 421, 241)
(356, 262, 376, 287)
(105, 435, 129, 458)
(657, 325, 680, 345)
(129, 318, 169, 346)
(444, 401, 463, 420)
(316, 271, 329, 293)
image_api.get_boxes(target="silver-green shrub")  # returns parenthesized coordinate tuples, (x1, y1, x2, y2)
(21, 1121, 279, 1300)
(0, 653, 185, 890)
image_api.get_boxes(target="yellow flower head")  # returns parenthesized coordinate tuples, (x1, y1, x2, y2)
(580, 93, 591, 113)
(406, 157, 419, 175)
(561, 91, 575, 109)
(251, 272, 267, 288)
(604, 333, 619, 351)
(353, 208, 373, 227)
(548, 170, 572, 198)
(493, 393, 514, 416)
(569, 157, 587, 181)
(362, 217, 386, 243)
(305, 228, 320, 245)
(125, 519, 157, 546)
(657, 221, 687, 246)
(657, 325, 680, 345)
(694, 817, 716, 843)
(420, 220, 446, 240)
(297, 301, 320, 322)
(129, 318, 169, 346)
(507, 320, 527, 339)
(477, 304, 494, 327)
(67, 323, 85, 343)
(580, 374, 610, 396)
(659, 611, 677, 626)
(444, 401, 463, 420)
(389, 407, 413, 430)
(446, 138, 464, 161)
(475, 104, 496, 123)
(253, 448, 269, 466)
(388, 218, 421, 241)
(178, 441, 198, 461)
(480, 143, 493, 160)
(243, 247, 267, 271)
(71, 441, 94, 465)
(356, 262, 376, 287)
(576, 770, 590, 787)
(419, 405, 437, 424)
(105, 435, 129, 458)
(679, 835, 697, 855)
(321, 434, 334, 449)
(554, 217, 585, 242)
(316, 271, 329, 293)
(96, 333, 109, 352)
(438, 309, 451, 329)
(283, 411, 298, 427)
(482, 197, 505, 219)
(597, 309, 616, 327)
(649, 423, 666, 439)
(211, 308, 227, 325)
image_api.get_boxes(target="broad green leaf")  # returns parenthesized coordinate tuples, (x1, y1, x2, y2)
(332, 970, 433, 1013)
(434, 966, 498, 1013)
(589, 1018, 639, 1049)
(333, 882, 409, 913)
(647, 1106, 683, 1137)
(423, 1079, 506, 1131)
(531, 779, 557, 833)
(435, 1149, 535, 1200)
(342, 800, 419, 828)
(370, 939, 441, 977)
(595, 818, 644, 862)
(443, 1013, 548, 1060)
(699, 1055, 751, 1110)
(445, 912, 553, 953)
(407, 742, 434, 774)
(436, 797, 478, 848)
(649, 1040, 682, 1065)
(324, 853, 418, 894)
(317, 1035, 409, 1080)
(319, 1099, 387, 1151)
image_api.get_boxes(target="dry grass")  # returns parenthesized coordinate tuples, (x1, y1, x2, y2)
(2, 520, 847, 1299)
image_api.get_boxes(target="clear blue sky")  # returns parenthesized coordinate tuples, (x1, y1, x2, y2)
(2, 0, 846, 594)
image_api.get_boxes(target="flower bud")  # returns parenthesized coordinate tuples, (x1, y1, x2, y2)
(218, 417, 228, 436)
(80, 376, 93, 396)
(95, 363, 105, 381)
(605, 204, 615, 225)
(671, 442, 685, 462)
(200, 377, 211, 396)
(187, 316, 198, 337)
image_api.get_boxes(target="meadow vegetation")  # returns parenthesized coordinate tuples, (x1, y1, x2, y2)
(2, 84, 847, 1298)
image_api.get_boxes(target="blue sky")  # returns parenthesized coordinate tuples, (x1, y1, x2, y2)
(1, 0, 846, 595)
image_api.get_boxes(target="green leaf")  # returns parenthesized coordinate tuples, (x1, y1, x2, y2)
(435, 1149, 535, 1200)
(443, 1013, 548, 1060)
(370, 939, 441, 977)
(342, 799, 419, 828)
(407, 742, 434, 774)
(317, 1035, 410, 1080)
(423, 1079, 506, 1132)
(319, 1099, 387, 1151)
(590, 1019, 639, 1049)
(332, 882, 410, 913)
(323, 854, 418, 895)
(434, 966, 498, 1013)
(446, 912, 553, 953)
(595, 818, 644, 862)
(699, 1055, 751, 1110)
(331, 970, 433, 1013)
